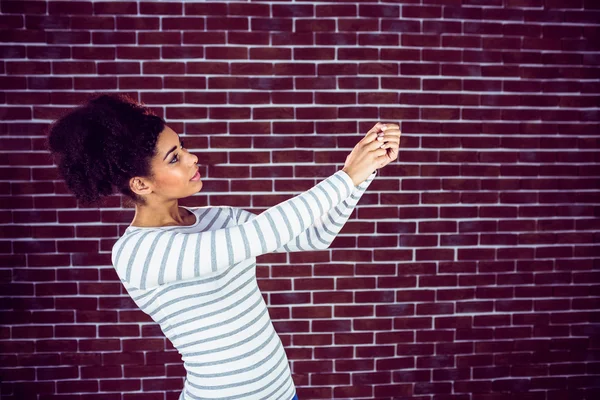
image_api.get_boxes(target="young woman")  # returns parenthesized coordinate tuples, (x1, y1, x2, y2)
(46, 93, 400, 400)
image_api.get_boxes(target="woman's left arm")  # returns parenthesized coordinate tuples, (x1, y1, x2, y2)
(230, 170, 377, 252)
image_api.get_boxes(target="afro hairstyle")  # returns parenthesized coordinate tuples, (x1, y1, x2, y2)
(45, 92, 166, 207)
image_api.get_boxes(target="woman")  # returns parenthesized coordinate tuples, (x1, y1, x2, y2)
(46, 93, 400, 400)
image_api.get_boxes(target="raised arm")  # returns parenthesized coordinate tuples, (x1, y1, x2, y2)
(111, 169, 356, 290)
(111, 121, 392, 290)
(231, 170, 377, 252)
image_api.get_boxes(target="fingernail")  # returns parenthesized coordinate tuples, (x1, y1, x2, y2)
(381, 124, 387, 130)
(377, 136, 383, 141)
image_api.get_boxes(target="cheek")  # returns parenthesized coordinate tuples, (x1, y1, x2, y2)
(155, 168, 185, 187)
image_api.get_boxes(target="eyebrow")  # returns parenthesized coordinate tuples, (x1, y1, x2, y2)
(163, 136, 182, 161)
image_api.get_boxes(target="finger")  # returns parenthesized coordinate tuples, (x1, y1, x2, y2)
(373, 148, 388, 158)
(380, 141, 398, 150)
(367, 136, 389, 151)
(362, 130, 381, 145)
(377, 129, 402, 137)
(365, 127, 389, 145)
(378, 134, 400, 143)
(367, 122, 386, 136)
(364, 122, 392, 145)
(380, 142, 400, 149)
(373, 122, 387, 131)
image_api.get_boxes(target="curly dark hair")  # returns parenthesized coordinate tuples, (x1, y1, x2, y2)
(45, 92, 166, 207)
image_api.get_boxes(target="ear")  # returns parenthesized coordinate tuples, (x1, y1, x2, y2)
(129, 176, 152, 196)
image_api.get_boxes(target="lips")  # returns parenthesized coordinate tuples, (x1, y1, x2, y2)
(190, 169, 201, 181)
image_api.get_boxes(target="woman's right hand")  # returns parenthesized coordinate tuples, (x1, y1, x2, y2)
(342, 122, 394, 187)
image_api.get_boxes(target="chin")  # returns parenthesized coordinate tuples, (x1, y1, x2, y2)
(191, 181, 202, 192)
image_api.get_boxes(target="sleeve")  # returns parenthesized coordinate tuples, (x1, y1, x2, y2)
(111, 169, 363, 290)
(230, 170, 377, 252)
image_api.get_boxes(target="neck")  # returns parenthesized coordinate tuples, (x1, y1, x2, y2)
(131, 200, 187, 228)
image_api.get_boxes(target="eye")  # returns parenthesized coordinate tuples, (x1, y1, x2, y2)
(169, 140, 185, 164)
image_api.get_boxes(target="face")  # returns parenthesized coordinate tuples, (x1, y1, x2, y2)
(130, 125, 202, 201)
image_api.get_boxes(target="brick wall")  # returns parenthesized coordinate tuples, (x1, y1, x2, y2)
(1, 0, 599, 399)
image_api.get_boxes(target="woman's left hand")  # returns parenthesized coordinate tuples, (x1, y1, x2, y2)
(376, 123, 401, 168)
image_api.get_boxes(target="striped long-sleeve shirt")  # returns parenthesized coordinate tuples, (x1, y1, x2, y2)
(110, 169, 376, 400)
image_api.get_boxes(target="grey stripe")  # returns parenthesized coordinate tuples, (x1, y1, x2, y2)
(177, 235, 190, 281)
(317, 211, 345, 239)
(298, 196, 314, 225)
(129, 287, 154, 303)
(276, 205, 293, 245)
(332, 204, 344, 218)
(223, 212, 232, 227)
(225, 228, 233, 267)
(114, 232, 137, 271)
(308, 187, 324, 215)
(312, 223, 328, 247)
(326, 177, 343, 204)
(196, 207, 213, 224)
(239, 223, 251, 259)
(264, 211, 281, 250)
(323, 206, 344, 235)
(204, 208, 222, 230)
(157, 232, 176, 285)
(209, 207, 235, 274)
(252, 219, 267, 254)
(288, 201, 305, 231)
(136, 232, 163, 288)
(241, 209, 253, 223)
(333, 171, 352, 194)
(320, 180, 334, 209)
(295, 235, 304, 251)
(306, 224, 316, 249)
(194, 232, 201, 276)
(124, 231, 154, 284)
(211, 230, 217, 272)
(325, 212, 343, 231)
(114, 234, 134, 282)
